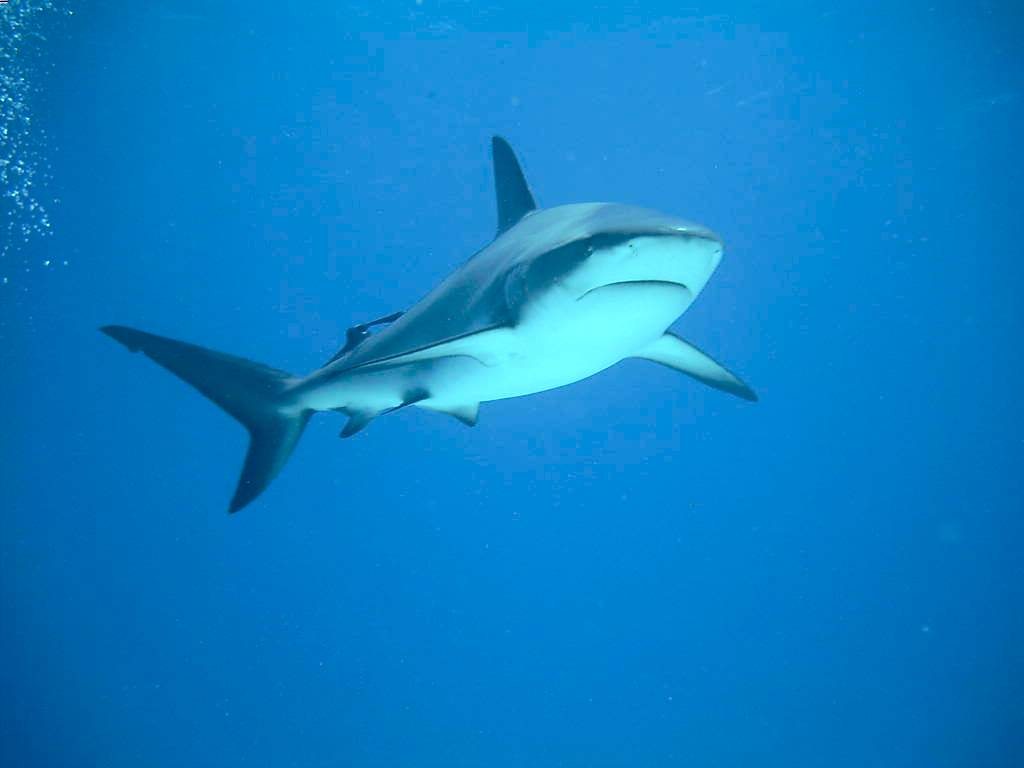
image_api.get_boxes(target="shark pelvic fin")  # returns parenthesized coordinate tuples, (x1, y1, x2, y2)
(448, 402, 480, 427)
(492, 136, 536, 235)
(400, 387, 431, 407)
(634, 331, 757, 402)
(423, 401, 480, 427)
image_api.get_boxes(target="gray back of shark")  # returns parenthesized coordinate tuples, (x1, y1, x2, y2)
(102, 137, 755, 513)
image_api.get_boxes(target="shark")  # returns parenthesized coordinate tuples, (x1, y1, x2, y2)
(102, 137, 756, 513)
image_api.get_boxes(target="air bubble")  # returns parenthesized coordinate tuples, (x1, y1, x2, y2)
(1, 1, 67, 263)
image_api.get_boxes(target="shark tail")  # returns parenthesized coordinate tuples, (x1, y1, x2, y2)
(100, 325, 311, 513)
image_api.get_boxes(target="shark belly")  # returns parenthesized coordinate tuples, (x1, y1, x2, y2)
(297, 280, 692, 416)
(425, 279, 694, 404)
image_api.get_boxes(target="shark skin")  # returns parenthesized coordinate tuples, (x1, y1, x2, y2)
(102, 137, 756, 512)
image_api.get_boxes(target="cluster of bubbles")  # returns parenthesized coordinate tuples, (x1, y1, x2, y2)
(1, 0, 65, 274)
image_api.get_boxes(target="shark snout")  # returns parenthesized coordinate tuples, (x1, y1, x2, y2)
(655, 228, 719, 272)
(674, 225, 723, 261)
(650, 230, 724, 296)
(672, 223, 722, 243)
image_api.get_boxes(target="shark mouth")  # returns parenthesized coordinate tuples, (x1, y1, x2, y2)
(576, 279, 692, 302)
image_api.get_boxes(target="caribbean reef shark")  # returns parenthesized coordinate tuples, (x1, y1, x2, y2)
(102, 137, 756, 512)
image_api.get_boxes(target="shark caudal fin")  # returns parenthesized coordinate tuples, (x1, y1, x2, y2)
(100, 325, 310, 513)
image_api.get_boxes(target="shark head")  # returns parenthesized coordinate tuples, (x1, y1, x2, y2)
(570, 222, 724, 302)
(507, 203, 724, 324)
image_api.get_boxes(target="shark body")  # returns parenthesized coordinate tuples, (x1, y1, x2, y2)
(103, 137, 755, 512)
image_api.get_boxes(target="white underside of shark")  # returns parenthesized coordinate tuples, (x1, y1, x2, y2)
(102, 137, 755, 512)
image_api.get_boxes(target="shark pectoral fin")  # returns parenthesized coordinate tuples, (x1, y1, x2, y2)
(492, 136, 536, 235)
(339, 410, 378, 438)
(634, 332, 758, 402)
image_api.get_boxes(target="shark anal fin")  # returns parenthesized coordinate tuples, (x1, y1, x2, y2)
(340, 410, 377, 438)
(338, 389, 431, 438)
(634, 331, 757, 402)
(492, 136, 536, 235)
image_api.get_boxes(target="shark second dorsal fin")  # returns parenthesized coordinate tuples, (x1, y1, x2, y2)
(492, 136, 536, 235)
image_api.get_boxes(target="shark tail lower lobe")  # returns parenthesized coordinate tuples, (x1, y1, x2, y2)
(100, 325, 310, 513)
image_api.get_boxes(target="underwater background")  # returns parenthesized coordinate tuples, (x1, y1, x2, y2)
(2, 1, 1022, 765)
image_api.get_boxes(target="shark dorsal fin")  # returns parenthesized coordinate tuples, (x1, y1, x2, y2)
(492, 136, 536, 235)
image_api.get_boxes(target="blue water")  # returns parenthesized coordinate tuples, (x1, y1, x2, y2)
(3, 2, 1022, 765)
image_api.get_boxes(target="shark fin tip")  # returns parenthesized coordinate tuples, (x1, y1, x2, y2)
(100, 325, 143, 352)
